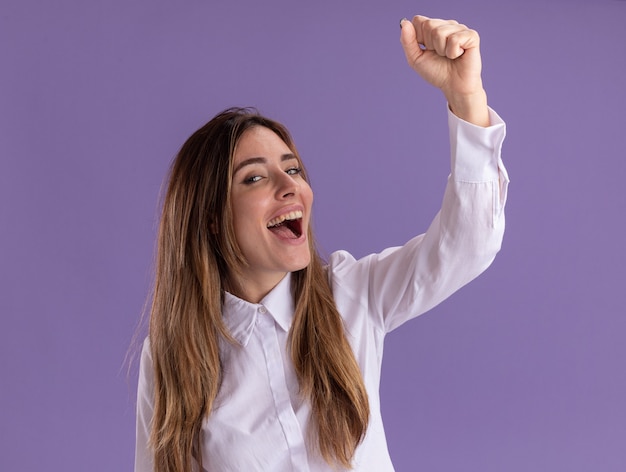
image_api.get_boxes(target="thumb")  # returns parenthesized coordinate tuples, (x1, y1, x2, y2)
(399, 18, 423, 65)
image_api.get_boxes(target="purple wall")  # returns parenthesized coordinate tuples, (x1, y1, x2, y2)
(2, 0, 625, 470)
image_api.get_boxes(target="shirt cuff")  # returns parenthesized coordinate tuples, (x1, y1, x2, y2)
(448, 106, 507, 183)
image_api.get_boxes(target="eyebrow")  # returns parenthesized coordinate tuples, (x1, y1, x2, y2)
(233, 153, 298, 175)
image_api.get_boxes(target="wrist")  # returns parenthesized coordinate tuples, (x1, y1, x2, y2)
(445, 88, 490, 127)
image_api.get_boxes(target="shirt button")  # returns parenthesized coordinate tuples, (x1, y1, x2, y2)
(258, 306, 267, 314)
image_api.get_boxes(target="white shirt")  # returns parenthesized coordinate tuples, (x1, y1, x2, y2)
(135, 108, 508, 471)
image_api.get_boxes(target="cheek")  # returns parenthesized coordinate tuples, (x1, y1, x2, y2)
(232, 207, 253, 235)
(302, 182, 314, 207)
(231, 196, 264, 235)
(230, 196, 252, 237)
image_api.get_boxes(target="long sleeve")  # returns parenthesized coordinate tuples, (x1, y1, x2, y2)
(135, 339, 155, 472)
(329, 107, 508, 333)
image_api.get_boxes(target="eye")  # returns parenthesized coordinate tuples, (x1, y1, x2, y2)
(286, 167, 302, 176)
(243, 175, 263, 184)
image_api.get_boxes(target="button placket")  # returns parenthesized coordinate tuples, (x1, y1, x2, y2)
(256, 303, 310, 470)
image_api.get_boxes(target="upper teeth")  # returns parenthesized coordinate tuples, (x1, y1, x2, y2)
(267, 211, 303, 228)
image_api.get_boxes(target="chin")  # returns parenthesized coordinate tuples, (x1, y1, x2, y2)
(289, 254, 312, 273)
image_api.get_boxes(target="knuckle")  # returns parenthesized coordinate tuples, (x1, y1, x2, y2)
(422, 18, 434, 30)
(469, 28, 480, 41)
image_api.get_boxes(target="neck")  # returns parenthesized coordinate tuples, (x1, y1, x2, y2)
(225, 272, 288, 303)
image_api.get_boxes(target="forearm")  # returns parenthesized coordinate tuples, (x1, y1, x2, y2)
(438, 106, 508, 268)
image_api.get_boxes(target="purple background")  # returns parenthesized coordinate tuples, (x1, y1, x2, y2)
(2, 0, 625, 471)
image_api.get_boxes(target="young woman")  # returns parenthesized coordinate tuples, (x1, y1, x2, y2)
(135, 15, 508, 472)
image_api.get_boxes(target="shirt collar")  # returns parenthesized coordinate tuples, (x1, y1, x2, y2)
(222, 273, 295, 346)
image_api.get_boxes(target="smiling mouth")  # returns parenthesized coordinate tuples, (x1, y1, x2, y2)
(267, 211, 303, 239)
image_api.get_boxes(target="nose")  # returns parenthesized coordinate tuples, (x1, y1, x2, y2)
(275, 171, 298, 199)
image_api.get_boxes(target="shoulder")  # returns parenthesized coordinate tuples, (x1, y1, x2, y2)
(326, 248, 377, 289)
(328, 249, 358, 271)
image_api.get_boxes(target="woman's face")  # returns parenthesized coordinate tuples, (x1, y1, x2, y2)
(228, 125, 313, 302)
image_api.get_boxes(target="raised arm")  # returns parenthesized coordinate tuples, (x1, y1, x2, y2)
(329, 16, 508, 333)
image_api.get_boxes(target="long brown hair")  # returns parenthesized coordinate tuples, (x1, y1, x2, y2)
(149, 108, 369, 471)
